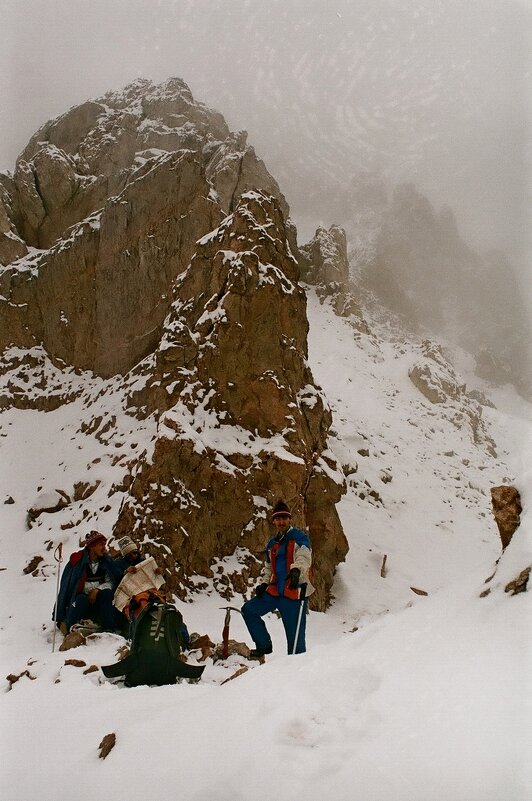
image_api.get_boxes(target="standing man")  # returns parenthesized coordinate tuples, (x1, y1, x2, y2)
(242, 500, 314, 657)
(54, 531, 122, 634)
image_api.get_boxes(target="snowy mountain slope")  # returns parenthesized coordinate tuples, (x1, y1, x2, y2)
(306, 292, 522, 618)
(1, 289, 530, 801)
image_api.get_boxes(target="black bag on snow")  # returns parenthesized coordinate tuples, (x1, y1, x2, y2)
(102, 598, 204, 686)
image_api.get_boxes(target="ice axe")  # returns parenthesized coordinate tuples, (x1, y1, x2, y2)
(219, 606, 242, 659)
(52, 543, 63, 653)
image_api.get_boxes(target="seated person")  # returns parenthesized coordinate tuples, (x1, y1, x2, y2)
(114, 535, 144, 578)
(113, 536, 189, 648)
(54, 531, 122, 634)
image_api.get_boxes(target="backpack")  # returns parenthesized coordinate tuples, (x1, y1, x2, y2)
(102, 596, 204, 686)
(124, 590, 191, 646)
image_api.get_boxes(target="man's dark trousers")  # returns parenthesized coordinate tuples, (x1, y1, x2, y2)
(241, 592, 308, 654)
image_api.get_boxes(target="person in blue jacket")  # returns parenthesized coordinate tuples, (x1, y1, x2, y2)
(54, 530, 122, 634)
(113, 535, 144, 579)
(242, 500, 314, 658)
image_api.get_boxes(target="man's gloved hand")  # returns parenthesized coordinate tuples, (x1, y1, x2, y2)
(288, 568, 300, 589)
(255, 583, 269, 598)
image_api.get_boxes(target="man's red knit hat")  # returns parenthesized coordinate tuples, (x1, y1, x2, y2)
(85, 530, 107, 548)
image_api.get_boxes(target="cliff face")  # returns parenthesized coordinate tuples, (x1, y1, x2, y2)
(0, 78, 295, 377)
(0, 79, 347, 609)
(115, 192, 347, 609)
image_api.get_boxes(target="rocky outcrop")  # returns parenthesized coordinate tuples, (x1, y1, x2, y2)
(353, 182, 531, 400)
(299, 225, 349, 286)
(113, 192, 348, 610)
(1, 152, 221, 375)
(0, 79, 293, 377)
(408, 342, 466, 404)
(0, 174, 27, 266)
(0, 347, 86, 411)
(206, 130, 289, 217)
(408, 341, 497, 455)
(0, 80, 348, 609)
(504, 567, 530, 595)
(300, 225, 368, 328)
(8, 78, 288, 253)
(491, 485, 522, 549)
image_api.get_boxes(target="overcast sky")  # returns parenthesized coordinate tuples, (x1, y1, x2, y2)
(2, 0, 530, 270)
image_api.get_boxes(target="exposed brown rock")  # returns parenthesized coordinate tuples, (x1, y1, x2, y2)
(73, 481, 101, 502)
(299, 225, 349, 285)
(13, 79, 229, 250)
(408, 342, 464, 404)
(213, 640, 252, 661)
(114, 192, 347, 610)
(59, 631, 86, 651)
(23, 556, 43, 574)
(410, 586, 428, 596)
(1, 80, 348, 612)
(491, 485, 522, 549)
(98, 733, 116, 760)
(408, 341, 496, 456)
(0, 349, 84, 412)
(206, 130, 289, 220)
(0, 176, 28, 265)
(6, 670, 36, 688)
(504, 567, 530, 595)
(1, 151, 220, 376)
(64, 659, 87, 667)
(188, 634, 216, 662)
(380, 555, 388, 578)
(7, 670, 33, 683)
(299, 225, 368, 326)
(1, 79, 296, 378)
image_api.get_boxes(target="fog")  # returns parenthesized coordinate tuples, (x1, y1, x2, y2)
(2, 0, 530, 274)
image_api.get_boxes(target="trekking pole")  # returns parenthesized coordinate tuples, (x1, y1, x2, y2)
(291, 583, 307, 655)
(52, 543, 63, 653)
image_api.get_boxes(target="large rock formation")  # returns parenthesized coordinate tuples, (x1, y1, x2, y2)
(0, 79, 348, 609)
(299, 225, 368, 329)
(299, 225, 349, 286)
(114, 192, 348, 610)
(0, 78, 293, 377)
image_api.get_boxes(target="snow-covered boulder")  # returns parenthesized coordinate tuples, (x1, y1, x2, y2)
(27, 488, 71, 522)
